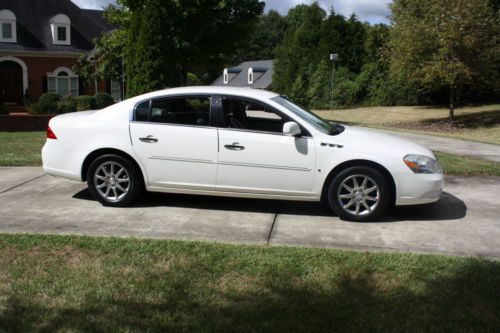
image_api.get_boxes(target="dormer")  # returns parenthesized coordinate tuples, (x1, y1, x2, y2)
(0, 9, 17, 43)
(50, 14, 71, 45)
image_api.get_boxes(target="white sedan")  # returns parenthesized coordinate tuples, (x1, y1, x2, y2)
(42, 86, 443, 221)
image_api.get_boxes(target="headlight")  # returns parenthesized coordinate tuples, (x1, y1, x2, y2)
(403, 154, 442, 174)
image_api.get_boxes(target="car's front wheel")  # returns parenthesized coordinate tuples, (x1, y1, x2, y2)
(87, 154, 143, 207)
(327, 166, 390, 221)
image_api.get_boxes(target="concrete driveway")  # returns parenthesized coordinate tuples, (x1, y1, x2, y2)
(1, 167, 499, 258)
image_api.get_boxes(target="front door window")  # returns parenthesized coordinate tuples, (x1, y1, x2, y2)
(217, 97, 315, 195)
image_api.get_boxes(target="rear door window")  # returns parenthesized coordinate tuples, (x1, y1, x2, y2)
(135, 96, 211, 126)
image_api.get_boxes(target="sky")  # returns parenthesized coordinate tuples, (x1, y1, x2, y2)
(71, 0, 392, 24)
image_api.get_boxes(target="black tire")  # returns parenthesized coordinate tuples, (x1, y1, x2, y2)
(326, 166, 390, 221)
(87, 154, 143, 207)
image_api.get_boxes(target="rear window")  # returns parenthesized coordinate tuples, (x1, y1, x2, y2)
(134, 97, 211, 126)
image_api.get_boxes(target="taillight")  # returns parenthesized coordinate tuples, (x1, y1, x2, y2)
(47, 126, 57, 139)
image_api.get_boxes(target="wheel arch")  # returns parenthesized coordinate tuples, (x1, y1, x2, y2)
(321, 159, 397, 206)
(81, 148, 146, 185)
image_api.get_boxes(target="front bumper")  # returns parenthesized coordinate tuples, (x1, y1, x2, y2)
(395, 172, 444, 206)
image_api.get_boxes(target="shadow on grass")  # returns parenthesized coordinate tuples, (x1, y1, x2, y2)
(1, 256, 498, 332)
(73, 189, 466, 222)
(400, 109, 500, 130)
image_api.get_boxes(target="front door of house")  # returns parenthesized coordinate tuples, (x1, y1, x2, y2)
(0, 61, 23, 105)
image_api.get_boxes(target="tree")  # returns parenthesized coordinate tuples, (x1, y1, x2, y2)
(390, 0, 499, 119)
(74, 4, 128, 97)
(234, 10, 287, 62)
(121, 0, 264, 96)
(273, 3, 327, 103)
(75, 29, 126, 83)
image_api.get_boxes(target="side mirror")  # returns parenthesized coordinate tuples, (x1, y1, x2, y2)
(283, 121, 301, 137)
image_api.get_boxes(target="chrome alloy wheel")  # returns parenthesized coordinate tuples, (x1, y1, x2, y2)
(93, 161, 130, 202)
(337, 174, 380, 216)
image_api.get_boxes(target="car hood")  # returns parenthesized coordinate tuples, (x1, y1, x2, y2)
(327, 125, 435, 158)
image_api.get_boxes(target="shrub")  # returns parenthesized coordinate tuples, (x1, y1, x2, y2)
(0, 103, 7, 115)
(94, 92, 114, 109)
(38, 92, 62, 114)
(77, 95, 97, 111)
(58, 96, 77, 113)
(27, 102, 41, 114)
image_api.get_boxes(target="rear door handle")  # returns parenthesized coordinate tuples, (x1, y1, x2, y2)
(139, 135, 158, 143)
(224, 142, 245, 151)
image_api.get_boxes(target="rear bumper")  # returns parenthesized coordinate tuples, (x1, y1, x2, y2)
(42, 139, 83, 181)
(395, 172, 444, 206)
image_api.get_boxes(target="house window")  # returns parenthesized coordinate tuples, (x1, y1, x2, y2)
(110, 80, 121, 101)
(248, 67, 253, 84)
(47, 67, 78, 97)
(57, 26, 67, 41)
(223, 68, 229, 84)
(2, 23, 11, 39)
(0, 10, 17, 43)
(50, 14, 71, 45)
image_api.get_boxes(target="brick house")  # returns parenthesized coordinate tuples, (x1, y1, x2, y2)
(0, 0, 118, 110)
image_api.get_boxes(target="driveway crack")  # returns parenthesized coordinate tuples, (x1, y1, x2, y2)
(0, 174, 46, 195)
(266, 205, 279, 245)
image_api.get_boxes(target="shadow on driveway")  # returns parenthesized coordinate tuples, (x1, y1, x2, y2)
(73, 189, 466, 222)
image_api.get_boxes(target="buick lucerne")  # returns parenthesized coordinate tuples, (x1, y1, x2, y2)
(42, 87, 443, 221)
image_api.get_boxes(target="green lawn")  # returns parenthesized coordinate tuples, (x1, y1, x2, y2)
(0, 234, 498, 332)
(315, 104, 500, 145)
(436, 151, 500, 177)
(0, 131, 45, 166)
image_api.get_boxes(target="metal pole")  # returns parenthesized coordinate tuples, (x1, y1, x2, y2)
(329, 53, 338, 111)
(121, 54, 125, 100)
(330, 60, 334, 110)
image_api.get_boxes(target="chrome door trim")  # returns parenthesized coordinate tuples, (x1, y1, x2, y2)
(147, 155, 216, 164)
(218, 161, 311, 172)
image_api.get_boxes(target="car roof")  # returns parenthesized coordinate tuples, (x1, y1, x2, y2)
(124, 86, 280, 106)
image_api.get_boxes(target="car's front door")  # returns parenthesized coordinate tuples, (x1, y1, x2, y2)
(216, 97, 316, 197)
(130, 96, 218, 190)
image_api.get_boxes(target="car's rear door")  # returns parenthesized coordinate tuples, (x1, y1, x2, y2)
(216, 97, 316, 197)
(129, 95, 218, 190)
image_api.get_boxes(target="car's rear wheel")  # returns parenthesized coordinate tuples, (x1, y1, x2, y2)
(87, 154, 143, 207)
(327, 166, 390, 221)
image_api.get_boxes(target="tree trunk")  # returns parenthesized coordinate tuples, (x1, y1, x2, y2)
(180, 64, 188, 86)
(449, 84, 455, 121)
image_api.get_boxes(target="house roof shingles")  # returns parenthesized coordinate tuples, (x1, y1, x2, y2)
(0, 0, 111, 54)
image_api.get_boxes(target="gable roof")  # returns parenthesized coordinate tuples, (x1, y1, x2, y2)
(212, 60, 274, 89)
(0, 0, 112, 54)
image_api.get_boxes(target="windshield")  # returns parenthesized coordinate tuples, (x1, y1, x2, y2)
(271, 96, 337, 134)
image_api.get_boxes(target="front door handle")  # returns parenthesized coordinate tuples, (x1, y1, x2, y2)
(139, 135, 158, 143)
(224, 142, 245, 151)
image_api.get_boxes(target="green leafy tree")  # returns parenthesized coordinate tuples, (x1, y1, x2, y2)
(74, 4, 129, 91)
(273, 3, 326, 103)
(274, 4, 371, 107)
(390, 0, 499, 119)
(121, 0, 264, 96)
(75, 29, 126, 85)
(235, 10, 287, 62)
